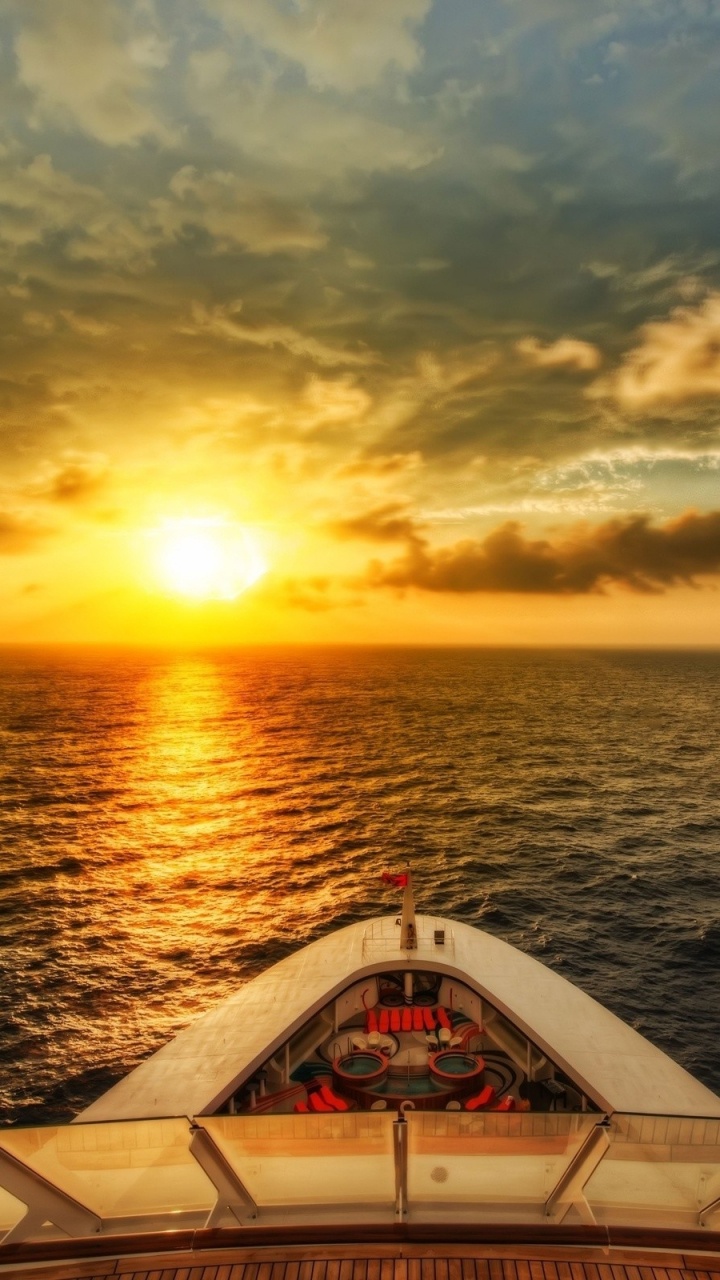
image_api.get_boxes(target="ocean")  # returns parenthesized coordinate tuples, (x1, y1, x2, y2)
(1, 644, 719, 1125)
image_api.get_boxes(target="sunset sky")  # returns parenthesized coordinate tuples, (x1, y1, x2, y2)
(2, 0, 720, 645)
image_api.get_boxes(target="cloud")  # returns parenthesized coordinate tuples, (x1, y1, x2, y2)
(516, 336, 602, 371)
(1, 150, 324, 281)
(0, 153, 158, 271)
(22, 309, 55, 334)
(266, 576, 335, 612)
(59, 311, 117, 338)
(186, 48, 439, 186)
(582, 254, 716, 312)
(27, 453, 109, 503)
(298, 376, 372, 431)
(330, 502, 421, 542)
(152, 167, 327, 256)
(598, 293, 720, 408)
(357, 347, 499, 446)
(338, 507, 720, 594)
(207, 0, 431, 92)
(259, 574, 364, 613)
(338, 451, 422, 477)
(0, 510, 51, 552)
(14, 0, 173, 146)
(184, 301, 376, 368)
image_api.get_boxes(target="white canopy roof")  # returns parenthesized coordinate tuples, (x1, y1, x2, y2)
(78, 914, 720, 1122)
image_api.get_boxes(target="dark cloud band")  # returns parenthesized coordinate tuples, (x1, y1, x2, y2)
(336, 507, 720, 595)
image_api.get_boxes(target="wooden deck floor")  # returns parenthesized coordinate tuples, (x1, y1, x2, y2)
(7, 1243, 720, 1280)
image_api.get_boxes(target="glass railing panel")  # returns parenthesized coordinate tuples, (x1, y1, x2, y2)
(584, 1113, 720, 1227)
(0, 1119, 215, 1222)
(407, 1110, 599, 1218)
(198, 1113, 395, 1212)
(0, 1185, 26, 1235)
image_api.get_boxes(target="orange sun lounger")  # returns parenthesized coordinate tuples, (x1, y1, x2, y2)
(307, 1090, 335, 1113)
(465, 1084, 495, 1111)
(319, 1083, 349, 1111)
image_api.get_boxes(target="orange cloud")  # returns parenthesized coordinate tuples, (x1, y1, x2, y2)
(330, 502, 421, 542)
(599, 293, 720, 408)
(516, 336, 602, 372)
(0, 510, 52, 552)
(27, 453, 108, 503)
(337, 451, 422, 477)
(184, 301, 375, 368)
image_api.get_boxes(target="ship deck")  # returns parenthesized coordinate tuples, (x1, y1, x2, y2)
(5, 1240, 720, 1280)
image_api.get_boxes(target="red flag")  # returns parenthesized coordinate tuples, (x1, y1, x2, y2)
(381, 871, 408, 887)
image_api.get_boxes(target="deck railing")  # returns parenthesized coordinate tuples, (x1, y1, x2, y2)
(1, 1110, 719, 1247)
(362, 917, 455, 959)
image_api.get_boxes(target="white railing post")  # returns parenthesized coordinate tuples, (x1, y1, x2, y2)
(189, 1126, 258, 1228)
(0, 1147, 101, 1246)
(698, 1191, 720, 1228)
(544, 1121, 610, 1224)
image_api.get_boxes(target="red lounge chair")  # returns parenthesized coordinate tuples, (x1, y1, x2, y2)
(493, 1095, 516, 1112)
(307, 1091, 334, 1112)
(390, 1009, 401, 1033)
(366, 1009, 378, 1034)
(378, 1009, 390, 1034)
(422, 1008, 436, 1031)
(320, 1084, 349, 1111)
(465, 1085, 495, 1111)
(401, 1008, 413, 1032)
(437, 1007, 451, 1030)
(412, 1008, 424, 1031)
(293, 1100, 309, 1113)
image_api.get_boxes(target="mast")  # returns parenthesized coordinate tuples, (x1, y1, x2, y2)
(400, 868, 417, 950)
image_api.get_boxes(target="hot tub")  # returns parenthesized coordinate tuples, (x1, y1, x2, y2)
(333, 1049, 389, 1091)
(429, 1051, 485, 1088)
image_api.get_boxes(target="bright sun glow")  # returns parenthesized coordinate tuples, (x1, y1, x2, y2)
(153, 518, 267, 601)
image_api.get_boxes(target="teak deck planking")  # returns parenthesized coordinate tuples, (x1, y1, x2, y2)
(4, 1244, 720, 1280)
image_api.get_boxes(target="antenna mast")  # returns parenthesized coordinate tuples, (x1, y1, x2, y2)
(400, 868, 417, 950)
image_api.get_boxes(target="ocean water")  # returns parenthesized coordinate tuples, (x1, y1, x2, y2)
(1, 645, 719, 1125)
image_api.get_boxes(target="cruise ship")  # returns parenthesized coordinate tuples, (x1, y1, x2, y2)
(1, 874, 719, 1280)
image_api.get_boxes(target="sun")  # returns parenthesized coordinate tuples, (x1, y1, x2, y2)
(152, 518, 267, 601)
